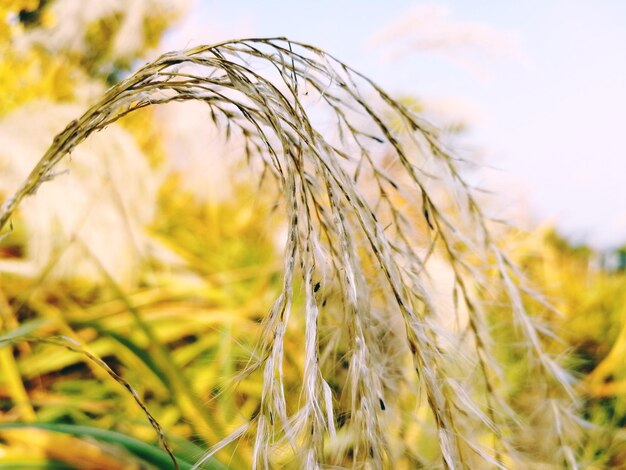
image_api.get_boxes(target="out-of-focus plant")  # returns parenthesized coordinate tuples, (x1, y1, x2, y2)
(0, 179, 282, 468)
(0, 33, 579, 470)
(497, 228, 626, 468)
(1, 0, 188, 103)
(0, 1, 75, 115)
(0, 0, 184, 284)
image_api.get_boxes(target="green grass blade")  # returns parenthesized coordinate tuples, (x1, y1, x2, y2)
(0, 422, 229, 469)
(0, 319, 51, 344)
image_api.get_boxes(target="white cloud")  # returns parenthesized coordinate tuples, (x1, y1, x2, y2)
(367, 4, 527, 79)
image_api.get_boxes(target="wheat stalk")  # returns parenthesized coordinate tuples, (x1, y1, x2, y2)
(0, 37, 578, 469)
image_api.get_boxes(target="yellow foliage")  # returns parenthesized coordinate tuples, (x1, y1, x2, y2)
(117, 109, 167, 167)
(0, 0, 185, 115)
(0, 1, 76, 115)
(0, 49, 76, 116)
(0, 0, 38, 41)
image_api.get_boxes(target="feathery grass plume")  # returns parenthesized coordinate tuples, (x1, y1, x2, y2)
(0, 37, 578, 468)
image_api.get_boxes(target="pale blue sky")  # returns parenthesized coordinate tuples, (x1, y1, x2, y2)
(166, 1, 626, 248)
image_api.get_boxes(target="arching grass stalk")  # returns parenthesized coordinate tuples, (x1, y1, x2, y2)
(0, 37, 578, 468)
(0, 333, 182, 469)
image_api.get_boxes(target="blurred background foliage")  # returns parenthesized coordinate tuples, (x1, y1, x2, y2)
(1, 0, 626, 468)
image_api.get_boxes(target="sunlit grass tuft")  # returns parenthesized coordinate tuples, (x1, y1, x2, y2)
(0, 38, 579, 468)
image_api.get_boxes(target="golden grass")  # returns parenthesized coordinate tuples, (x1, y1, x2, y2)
(0, 38, 579, 469)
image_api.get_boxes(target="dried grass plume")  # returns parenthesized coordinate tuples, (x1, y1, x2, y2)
(0, 37, 578, 469)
